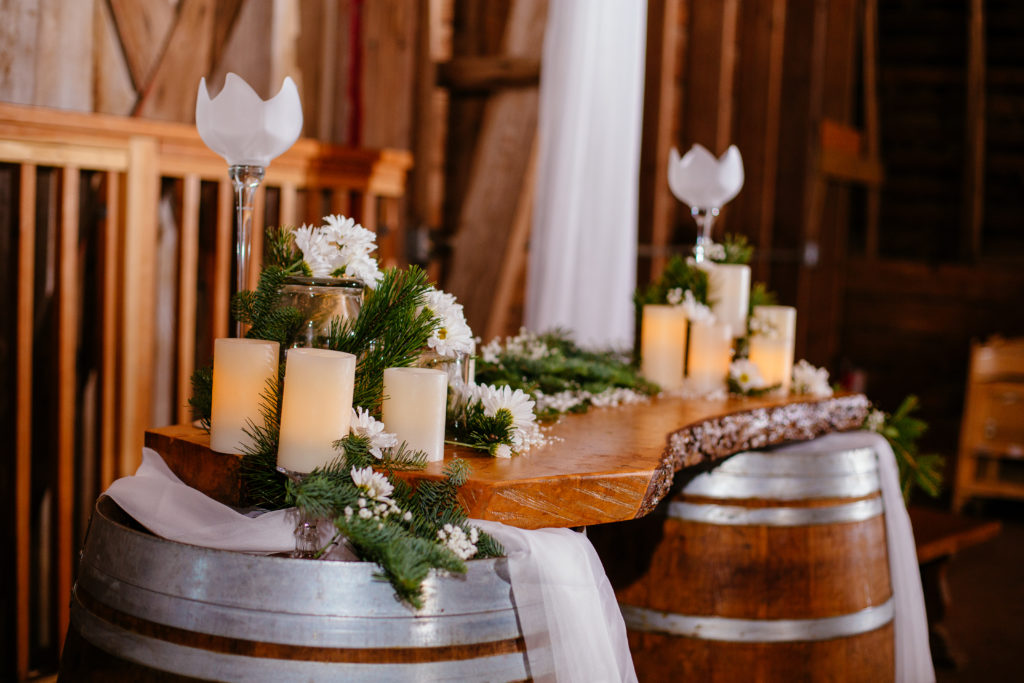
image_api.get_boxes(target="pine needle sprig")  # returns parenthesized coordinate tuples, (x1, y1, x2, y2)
(867, 395, 944, 502)
(264, 225, 310, 276)
(327, 266, 437, 412)
(232, 265, 306, 349)
(239, 372, 288, 509)
(188, 365, 213, 431)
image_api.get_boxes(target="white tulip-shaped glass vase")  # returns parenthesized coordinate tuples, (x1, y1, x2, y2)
(668, 144, 745, 263)
(196, 73, 303, 336)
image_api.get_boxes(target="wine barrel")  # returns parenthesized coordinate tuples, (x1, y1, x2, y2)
(59, 497, 543, 682)
(595, 446, 894, 682)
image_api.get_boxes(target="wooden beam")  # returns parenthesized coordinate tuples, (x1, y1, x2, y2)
(486, 141, 537, 341)
(16, 163, 36, 681)
(107, 0, 176, 90)
(862, 0, 881, 260)
(134, 0, 216, 122)
(57, 164, 81, 649)
(963, 0, 985, 260)
(437, 56, 540, 91)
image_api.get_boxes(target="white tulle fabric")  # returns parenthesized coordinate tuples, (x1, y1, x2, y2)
(771, 432, 936, 683)
(472, 521, 638, 682)
(105, 448, 296, 553)
(524, 0, 647, 349)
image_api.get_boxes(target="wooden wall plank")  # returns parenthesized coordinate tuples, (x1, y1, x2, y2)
(637, 0, 685, 284)
(16, 162, 36, 681)
(964, 0, 985, 260)
(34, 0, 95, 111)
(101, 172, 120, 489)
(108, 0, 176, 90)
(360, 0, 419, 149)
(57, 164, 81, 648)
(135, 0, 215, 122)
(279, 181, 299, 226)
(209, 0, 273, 100)
(213, 179, 232, 340)
(120, 137, 159, 477)
(731, 0, 786, 282)
(0, 0, 41, 106)
(177, 174, 201, 424)
(446, 0, 546, 335)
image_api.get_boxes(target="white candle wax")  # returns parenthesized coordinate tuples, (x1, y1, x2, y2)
(640, 304, 688, 390)
(381, 367, 449, 462)
(277, 348, 356, 473)
(707, 263, 751, 337)
(687, 320, 733, 394)
(748, 305, 797, 392)
(210, 338, 279, 454)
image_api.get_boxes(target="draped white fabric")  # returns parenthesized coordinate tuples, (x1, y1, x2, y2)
(472, 521, 638, 683)
(524, 0, 648, 348)
(773, 432, 937, 683)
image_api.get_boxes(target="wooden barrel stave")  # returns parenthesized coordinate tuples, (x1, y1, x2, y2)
(60, 497, 539, 682)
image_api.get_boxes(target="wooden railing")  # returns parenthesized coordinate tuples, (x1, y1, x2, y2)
(2, 101, 411, 679)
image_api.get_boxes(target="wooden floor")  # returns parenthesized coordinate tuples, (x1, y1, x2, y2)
(933, 503, 1024, 682)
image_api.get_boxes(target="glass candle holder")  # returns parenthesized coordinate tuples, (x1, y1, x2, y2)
(277, 276, 365, 348)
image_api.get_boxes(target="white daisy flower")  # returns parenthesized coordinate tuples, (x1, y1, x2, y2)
(350, 466, 394, 503)
(292, 223, 335, 277)
(791, 359, 834, 397)
(350, 407, 399, 459)
(680, 289, 715, 324)
(421, 288, 475, 357)
(865, 409, 886, 432)
(729, 359, 766, 393)
(666, 287, 684, 306)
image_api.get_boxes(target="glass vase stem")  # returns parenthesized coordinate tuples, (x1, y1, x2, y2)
(229, 164, 266, 337)
(691, 206, 720, 264)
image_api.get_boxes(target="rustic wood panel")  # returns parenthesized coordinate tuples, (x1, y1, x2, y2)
(108, 0, 177, 90)
(92, 0, 136, 116)
(445, 0, 546, 335)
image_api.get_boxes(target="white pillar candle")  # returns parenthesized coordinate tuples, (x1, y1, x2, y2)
(381, 367, 449, 462)
(748, 305, 797, 392)
(640, 304, 688, 391)
(707, 263, 751, 337)
(277, 348, 356, 473)
(687, 320, 733, 395)
(210, 338, 280, 454)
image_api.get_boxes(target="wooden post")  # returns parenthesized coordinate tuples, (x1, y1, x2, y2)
(120, 137, 159, 477)
(100, 172, 121, 490)
(57, 164, 81, 649)
(16, 163, 36, 680)
(176, 174, 201, 425)
(213, 179, 233, 340)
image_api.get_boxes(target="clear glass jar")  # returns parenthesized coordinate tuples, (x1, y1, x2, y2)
(417, 349, 475, 386)
(277, 276, 364, 349)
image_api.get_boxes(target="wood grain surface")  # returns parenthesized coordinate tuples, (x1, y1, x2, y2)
(146, 393, 867, 529)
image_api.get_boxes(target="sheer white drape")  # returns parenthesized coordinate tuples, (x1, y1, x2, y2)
(524, 0, 648, 348)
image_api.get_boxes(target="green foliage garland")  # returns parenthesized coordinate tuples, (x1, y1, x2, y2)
(865, 395, 944, 502)
(476, 331, 657, 422)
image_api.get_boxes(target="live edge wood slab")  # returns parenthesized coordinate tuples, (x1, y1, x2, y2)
(145, 393, 868, 530)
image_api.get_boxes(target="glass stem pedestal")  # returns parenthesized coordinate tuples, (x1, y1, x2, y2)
(230, 164, 266, 337)
(276, 466, 320, 559)
(691, 206, 720, 263)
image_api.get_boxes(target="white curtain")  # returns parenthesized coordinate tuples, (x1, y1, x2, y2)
(525, 0, 648, 349)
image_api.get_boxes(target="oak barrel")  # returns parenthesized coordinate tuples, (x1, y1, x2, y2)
(59, 497, 543, 682)
(594, 446, 894, 682)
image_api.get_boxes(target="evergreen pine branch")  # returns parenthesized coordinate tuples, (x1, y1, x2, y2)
(231, 265, 306, 349)
(716, 233, 754, 265)
(327, 266, 437, 412)
(188, 365, 213, 431)
(239, 372, 288, 509)
(264, 225, 308, 275)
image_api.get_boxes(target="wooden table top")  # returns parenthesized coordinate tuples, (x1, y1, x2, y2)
(146, 392, 868, 530)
